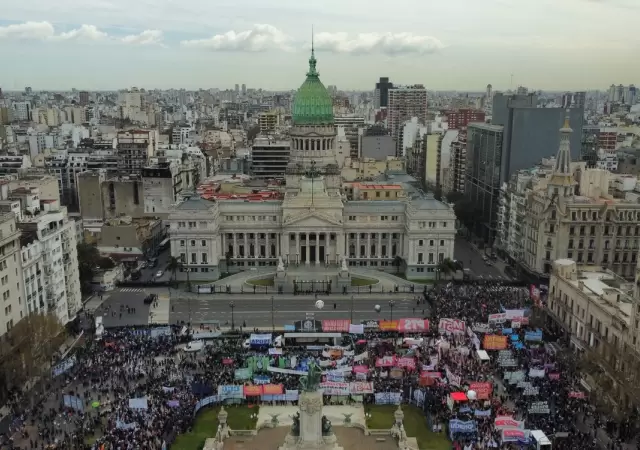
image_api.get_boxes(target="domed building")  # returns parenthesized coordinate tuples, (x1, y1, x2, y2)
(289, 48, 338, 169)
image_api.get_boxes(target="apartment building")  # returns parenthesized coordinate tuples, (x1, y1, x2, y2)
(388, 85, 428, 145)
(116, 130, 157, 173)
(447, 129, 467, 194)
(0, 212, 24, 337)
(548, 259, 640, 408)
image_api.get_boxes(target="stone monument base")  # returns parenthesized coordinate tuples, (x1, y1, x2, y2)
(278, 435, 343, 450)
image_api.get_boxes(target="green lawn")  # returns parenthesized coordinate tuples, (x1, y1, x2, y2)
(351, 277, 377, 286)
(365, 405, 451, 450)
(171, 406, 259, 450)
(247, 278, 274, 287)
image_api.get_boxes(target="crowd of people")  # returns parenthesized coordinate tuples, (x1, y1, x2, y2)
(0, 282, 634, 450)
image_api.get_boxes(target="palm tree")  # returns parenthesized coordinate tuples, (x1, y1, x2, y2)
(437, 258, 456, 281)
(167, 257, 180, 284)
(392, 256, 404, 275)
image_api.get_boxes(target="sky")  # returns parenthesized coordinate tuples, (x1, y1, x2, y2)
(0, 0, 639, 92)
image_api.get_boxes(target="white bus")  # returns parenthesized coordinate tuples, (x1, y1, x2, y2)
(530, 430, 552, 450)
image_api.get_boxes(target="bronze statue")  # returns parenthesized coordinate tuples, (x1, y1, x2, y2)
(299, 362, 322, 392)
(322, 415, 332, 436)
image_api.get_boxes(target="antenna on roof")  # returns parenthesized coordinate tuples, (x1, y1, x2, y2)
(311, 25, 314, 54)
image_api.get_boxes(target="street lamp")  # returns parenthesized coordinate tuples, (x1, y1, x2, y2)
(229, 301, 235, 331)
(271, 296, 275, 333)
(181, 254, 192, 326)
(388, 300, 395, 321)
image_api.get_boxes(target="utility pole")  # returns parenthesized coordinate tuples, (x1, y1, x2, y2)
(229, 301, 235, 331)
(389, 300, 395, 321)
(350, 295, 354, 323)
(271, 296, 275, 333)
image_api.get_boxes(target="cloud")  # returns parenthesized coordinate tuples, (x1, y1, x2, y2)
(181, 24, 293, 52)
(121, 30, 164, 45)
(314, 32, 444, 55)
(51, 24, 108, 41)
(0, 21, 55, 40)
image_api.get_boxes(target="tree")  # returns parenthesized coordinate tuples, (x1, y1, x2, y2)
(246, 125, 260, 143)
(392, 256, 404, 275)
(167, 256, 180, 282)
(437, 258, 456, 280)
(77, 242, 101, 294)
(0, 313, 65, 404)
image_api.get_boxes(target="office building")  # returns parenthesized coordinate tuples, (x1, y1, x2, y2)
(78, 91, 89, 106)
(374, 77, 393, 108)
(250, 136, 290, 179)
(445, 109, 485, 130)
(388, 85, 428, 151)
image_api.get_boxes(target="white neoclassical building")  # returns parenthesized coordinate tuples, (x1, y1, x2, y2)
(168, 49, 456, 280)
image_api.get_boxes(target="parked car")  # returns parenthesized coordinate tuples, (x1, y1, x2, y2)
(155, 270, 164, 278)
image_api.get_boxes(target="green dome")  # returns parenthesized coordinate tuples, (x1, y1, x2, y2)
(292, 51, 334, 126)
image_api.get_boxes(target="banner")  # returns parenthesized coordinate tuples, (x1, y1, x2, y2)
(502, 429, 529, 443)
(446, 367, 462, 386)
(285, 390, 299, 401)
(218, 385, 244, 399)
(474, 409, 492, 417)
(472, 323, 491, 333)
(320, 381, 350, 396)
(322, 319, 351, 332)
(263, 384, 284, 395)
(52, 356, 76, 377)
(438, 318, 466, 335)
(116, 420, 138, 430)
(398, 318, 430, 332)
(528, 401, 550, 414)
(349, 381, 374, 394)
(253, 375, 271, 385)
(375, 355, 397, 367)
(494, 416, 525, 430)
(529, 368, 545, 378)
(244, 385, 263, 396)
(420, 371, 442, 378)
(569, 391, 586, 399)
(396, 357, 416, 370)
(525, 330, 543, 342)
(488, 313, 507, 324)
(353, 351, 368, 362)
(150, 327, 172, 338)
(235, 368, 252, 380)
(63, 394, 84, 412)
(483, 335, 508, 350)
(349, 324, 364, 334)
(192, 331, 222, 339)
(352, 365, 369, 373)
(250, 334, 272, 345)
(504, 309, 527, 320)
(378, 320, 399, 331)
(468, 382, 492, 400)
(194, 396, 220, 415)
(222, 358, 234, 365)
(268, 348, 283, 355)
(548, 373, 560, 380)
(293, 319, 322, 332)
(128, 398, 148, 410)
(361, 320, 379, 329)
(374, 392, 401, 405)
(449, 419, 477, 433)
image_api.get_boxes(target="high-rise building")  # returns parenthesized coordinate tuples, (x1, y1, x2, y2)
(241, 84, 247, 95)
(0, 211, 24, 337)
(251, 136, 291, 179)
(12, 102, 32, 121)
(78, 91, 89, 106)
(235, 84, 240, 94)
(374, 77, 393, 108)
(445, 109, 486, 130)
(116, 130, 157, 173)
(388, 85, 428, 149)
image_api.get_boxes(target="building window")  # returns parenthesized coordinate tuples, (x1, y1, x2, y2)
(180, 240, 185, 247)
(201, 240, 207, 247)
(202, 253, 208, 264)
(191, 240, 196, 246)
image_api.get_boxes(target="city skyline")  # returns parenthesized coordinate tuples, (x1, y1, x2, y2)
(0, 0, 639, 90)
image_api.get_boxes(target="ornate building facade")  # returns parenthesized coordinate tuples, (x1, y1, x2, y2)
(168, 50, 456, 280)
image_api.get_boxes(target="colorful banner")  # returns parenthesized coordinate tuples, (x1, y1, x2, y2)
(349, 381, 374, 394)
(396, 357, 416, 370)
(468, 382, 492, 400)
(244, 385, 263, 396)
(352, 365, 369, 373)
(449, 419, 477, 434)
(525, 330, 543, 342)
(320, 381, 350, 396)
(234, 368, 252, 380)
(420, 371, 442, 378)
(398, 318, 430, 332)
(262, 384, 284, 395)
(249, 334, 272, 345)
(253, 375, 271, 385)
(529, 368, 545, 378)
(374, 392, 401, 405)
(218, 385, 244, 399)
(375, 355, 397, 367)
(483, 335, 508, 350)
(438, 318, 466, 335)
(222, 358, 234, 365)
(378, 320, 399, 331)
(322, 320, 351, 332)
(348, 324, 364, 334)
(569, 391, 586, 399)
(494, 416, 525, 430)
(488, 313, 507, 324)
(502, 429, 529, 443)
(548, 373, 560, 380)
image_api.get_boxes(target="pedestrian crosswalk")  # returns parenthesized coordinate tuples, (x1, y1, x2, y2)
(119, 288, 144, 293)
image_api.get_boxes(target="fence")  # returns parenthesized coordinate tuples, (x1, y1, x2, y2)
(187, 284, 425, 295)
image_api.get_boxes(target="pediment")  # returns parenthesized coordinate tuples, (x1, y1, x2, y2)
(284, 209, 342, 228)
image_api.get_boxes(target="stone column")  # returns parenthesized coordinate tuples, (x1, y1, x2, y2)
(266, 233, 270, 258)
(317, 233, 322, 264)
(367, 233, 371, 259)
(244, 234, 248, 259)
(296, 232, 300, 263)
(233, 234, 238, 257)
(356, 233, 360, 259)
(298, 391, 323, 444)
(305, 233, 310, 265)
(378, 233, 382, 259)
(389, 233, 393, 257)
(254, 233, 259, 260)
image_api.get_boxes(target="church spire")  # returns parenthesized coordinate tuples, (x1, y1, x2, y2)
(307, 25, 318, 77)
(553, 109, 573, 175)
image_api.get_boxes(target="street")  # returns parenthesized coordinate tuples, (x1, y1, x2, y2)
(168, 294, 431, 328)
(454, 236, 510, 280)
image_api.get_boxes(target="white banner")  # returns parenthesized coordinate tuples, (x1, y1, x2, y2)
(349, 324, 364, 334)
(354, 351, 368, 362)
(349, 381, 374, 394)
(438, 318, 466, 335)
(528, 368, 546, 378)
(320, 381, 350, 396)
(375, 392, 401, 405)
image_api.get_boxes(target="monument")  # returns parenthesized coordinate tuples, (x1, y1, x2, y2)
(280, 363, 343, 450)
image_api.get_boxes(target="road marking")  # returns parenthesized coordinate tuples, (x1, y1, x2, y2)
(119, 288, 144, 293)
